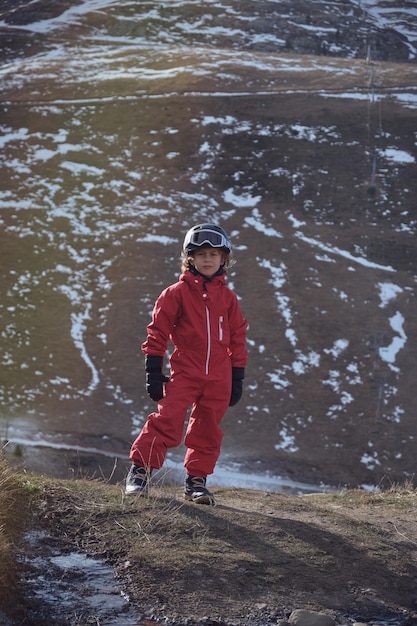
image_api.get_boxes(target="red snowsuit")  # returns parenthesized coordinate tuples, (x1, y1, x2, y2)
(130, 269, 248, 477)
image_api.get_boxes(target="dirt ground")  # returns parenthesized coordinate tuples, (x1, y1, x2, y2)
(10, 477, 417, 625)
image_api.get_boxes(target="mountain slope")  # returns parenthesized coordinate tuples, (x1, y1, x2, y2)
(0, 0, 416, 490)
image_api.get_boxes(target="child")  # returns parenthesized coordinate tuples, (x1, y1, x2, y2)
(126, 223, 248, 505)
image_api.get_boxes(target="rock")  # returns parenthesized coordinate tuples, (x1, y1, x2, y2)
(289, 608, 335, 626)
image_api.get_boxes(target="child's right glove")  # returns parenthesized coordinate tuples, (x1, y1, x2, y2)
(145, 356, 170, 401)
(229, 367, 245, 406)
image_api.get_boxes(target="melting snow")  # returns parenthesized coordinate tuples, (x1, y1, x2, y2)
(378, 282, 403, 308)
(379, 312, 407, 366)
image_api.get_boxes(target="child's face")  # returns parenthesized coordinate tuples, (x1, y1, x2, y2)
(191, 247, 225, 278)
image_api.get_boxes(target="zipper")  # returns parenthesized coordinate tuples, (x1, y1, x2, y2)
(219, 315, 223, 341)
(205, 306, 211, 375)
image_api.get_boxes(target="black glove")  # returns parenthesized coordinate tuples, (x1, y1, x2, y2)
(229, 367, 245, 406)
(145, 356, 170, 402)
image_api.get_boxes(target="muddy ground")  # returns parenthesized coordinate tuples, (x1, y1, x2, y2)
(6, 477, 417, 626)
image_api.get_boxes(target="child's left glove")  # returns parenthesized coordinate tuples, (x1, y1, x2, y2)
(229, 367, 245, 406)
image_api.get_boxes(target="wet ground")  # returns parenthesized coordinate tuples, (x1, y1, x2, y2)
(19, 530, 140, 625)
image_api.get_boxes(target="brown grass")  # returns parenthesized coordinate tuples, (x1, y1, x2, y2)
(0, 452, 28, 611)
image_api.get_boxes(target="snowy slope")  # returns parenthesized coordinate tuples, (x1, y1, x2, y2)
(0, 0, 416, 490)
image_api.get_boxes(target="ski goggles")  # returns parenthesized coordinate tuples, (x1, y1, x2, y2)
(188, 228, 229, 248)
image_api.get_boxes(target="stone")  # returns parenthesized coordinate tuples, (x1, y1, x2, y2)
(289, 608, 335, 626)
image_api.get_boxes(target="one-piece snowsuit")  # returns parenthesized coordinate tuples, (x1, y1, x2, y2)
(130, 269, 248, 477)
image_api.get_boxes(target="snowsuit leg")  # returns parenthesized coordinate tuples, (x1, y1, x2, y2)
(184, 376, 230, 477)
(130, 373, 200, 469)
(130, 368, 231, 474)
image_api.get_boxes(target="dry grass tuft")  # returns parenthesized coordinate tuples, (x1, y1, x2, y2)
(0, 452, 27, 610)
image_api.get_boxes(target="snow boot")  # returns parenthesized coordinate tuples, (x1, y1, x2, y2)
(125, 464, 150, 496)
(184, 475, 215, 505)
